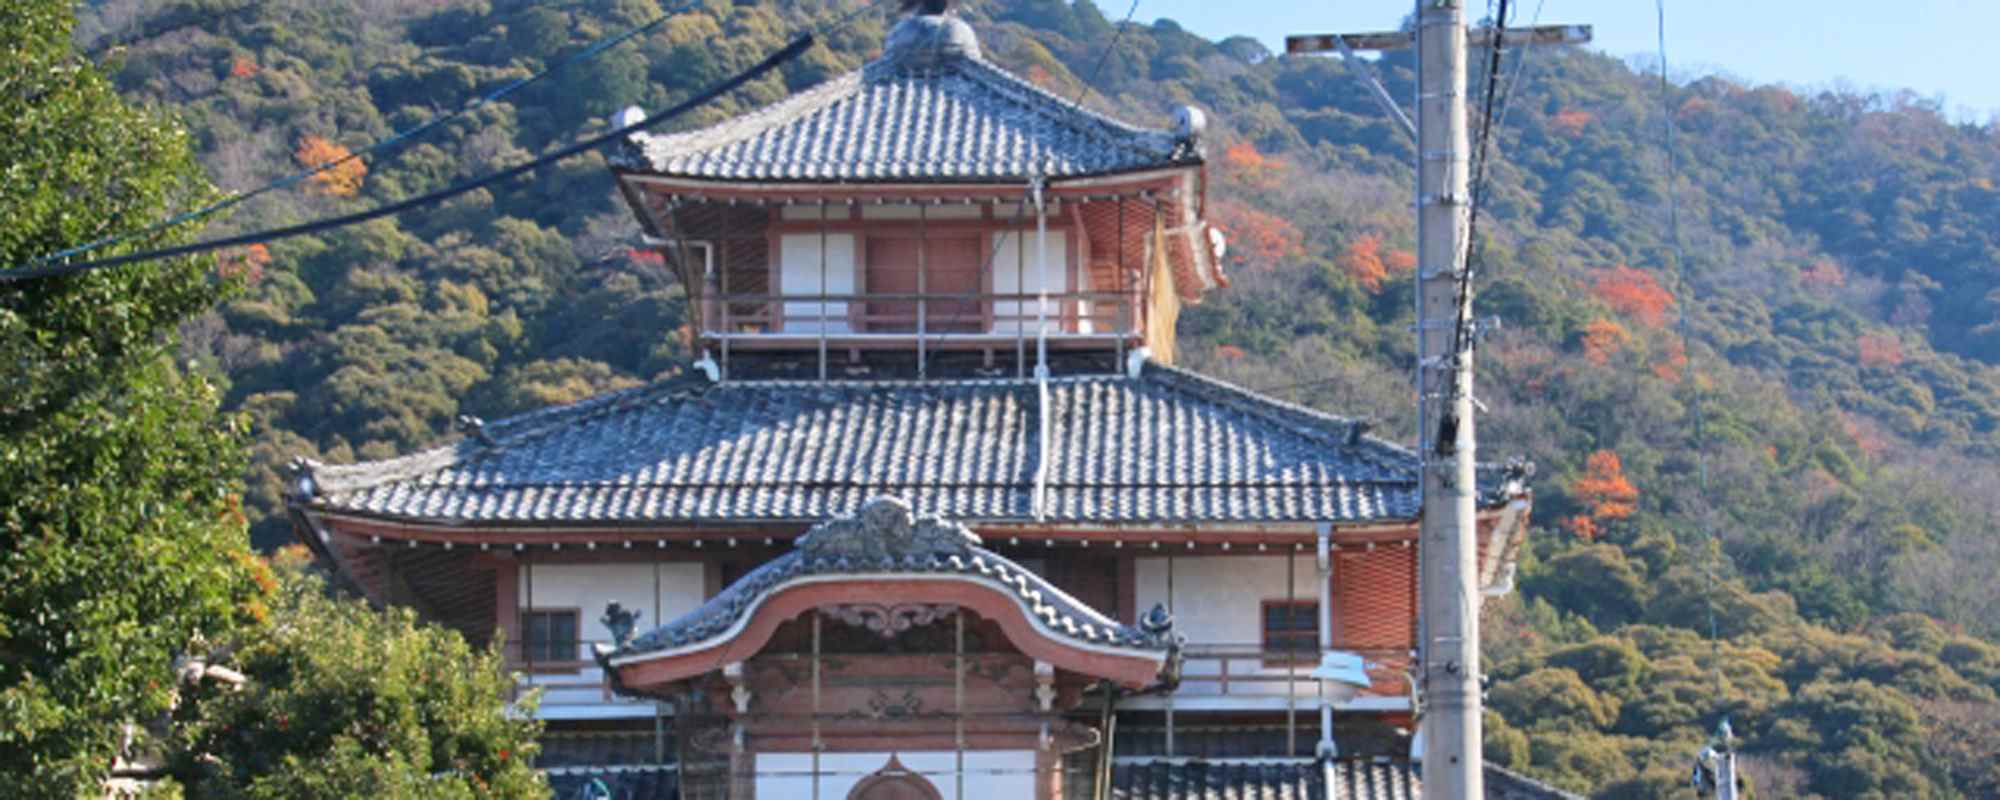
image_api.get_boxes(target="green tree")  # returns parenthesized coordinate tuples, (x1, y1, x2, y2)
(0, 1, 259, 793)
(2, 6, 546, 796)
(164, 550, 545, 799)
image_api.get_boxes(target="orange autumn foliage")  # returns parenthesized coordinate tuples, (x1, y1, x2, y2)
(1336, 233, 1412, 292)
(1856, 332, 1905, 367)
(294, 135, 367, 197)
(218, 244, 270, 284)
(228, 56, 261, 79)
(1219, 141, 1286, 188)
(1210, 200, 1303, 270)
(1567, 450, 1639, 541)
(1580, 317, 1630, 365)
(1214, 343, 1248, 360)
(1591, 265, 1675, 328)
(1338, 233, 1389, 291)
(1385, 248, 1417, 273)
(1551, 108, 1593, 137)
(1575, 450, 1639, 519)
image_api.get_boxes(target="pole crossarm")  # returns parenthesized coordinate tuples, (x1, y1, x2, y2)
(1284, 24, 1591, 54)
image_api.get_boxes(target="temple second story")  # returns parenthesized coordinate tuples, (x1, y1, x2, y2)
(609, 10, 1225, 375)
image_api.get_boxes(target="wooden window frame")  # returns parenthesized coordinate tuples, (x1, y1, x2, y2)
(520, 607, 583, 667)
(1261, 599, 1319, 666)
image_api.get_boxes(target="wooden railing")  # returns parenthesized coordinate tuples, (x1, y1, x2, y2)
(504, 640, 1413, 715)
(505, 639, 664, 721)
(705, 290, 1132, 332)
(1176, 644, 1412, 699)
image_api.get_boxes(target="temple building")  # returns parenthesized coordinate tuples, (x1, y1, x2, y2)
(288, 8, 1562, 799)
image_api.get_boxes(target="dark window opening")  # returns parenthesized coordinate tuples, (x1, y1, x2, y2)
(523, 609, 579, 663)
(1262, 601, 1319, 663)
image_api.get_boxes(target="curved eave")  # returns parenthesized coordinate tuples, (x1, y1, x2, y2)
(603, 573, 1168, 690)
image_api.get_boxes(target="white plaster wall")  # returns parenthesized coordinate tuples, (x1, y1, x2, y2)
(517, 562, 705, 648)
(756, 750, 1035, 800)
(992, 230, 1070, 334)
(780, 232, 857, 332)
(1135, 555, 1322, 699)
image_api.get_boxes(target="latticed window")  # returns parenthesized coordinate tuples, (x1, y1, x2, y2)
(522, 609, 579, 663)
(1262, 601, 1319, 662)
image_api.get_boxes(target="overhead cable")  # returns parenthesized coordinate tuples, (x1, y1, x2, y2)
(1654, 0, 1724, 678)
(1, 36, 815, 282)
(36, 0, 702, 269)
(1070, 0, 1143, 108)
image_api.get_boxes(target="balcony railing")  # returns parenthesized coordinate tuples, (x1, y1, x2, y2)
(1174, 644, 1413, 703)
(697, 288, 1141, 378)
(506, 639, 1411, 717)
(505, 639, 664, 721)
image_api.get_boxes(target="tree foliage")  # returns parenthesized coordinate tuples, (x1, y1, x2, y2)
(0, 1, 259, 792)
(162, 550, 545, 799)
(2, 5, 549, 794)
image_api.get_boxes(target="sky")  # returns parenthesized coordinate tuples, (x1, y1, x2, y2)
(1131, 0, 2000, 120)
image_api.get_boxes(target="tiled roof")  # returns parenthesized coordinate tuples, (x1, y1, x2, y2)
(1103, 760, 1580, 800)
(1484, 765, 1583, 800)
(294, 361, 1522, 526)
(1113, 721, 1409, 760)
(604, 498, 1177, 660)
(620, 14, 1197, 182)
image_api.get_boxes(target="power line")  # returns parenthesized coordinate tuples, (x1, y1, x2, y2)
(8, 0, 899, 282)
(1488, 0, 1548, 155)
(1, 36, 816, 283)
(1653, 0, 1723, 676)
(1070, 0, 1143, 108)
(36, 0, 704, 268)
(1432, 0, 1511, 456)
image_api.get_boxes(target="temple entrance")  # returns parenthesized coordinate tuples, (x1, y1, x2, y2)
(848, 759, 943, 800)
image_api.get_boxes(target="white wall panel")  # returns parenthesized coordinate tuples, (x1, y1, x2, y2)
(780, 232, 856, 332)
(992, 230, 1069, 334)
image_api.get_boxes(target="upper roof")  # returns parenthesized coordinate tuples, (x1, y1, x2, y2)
(618, 13, 1201, 183)
(293, 361, 1526, 527)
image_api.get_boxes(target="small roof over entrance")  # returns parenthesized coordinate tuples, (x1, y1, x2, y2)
(598, 498, 1179, 691)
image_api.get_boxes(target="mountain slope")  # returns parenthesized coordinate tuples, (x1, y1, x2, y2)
(79, 0, 2000, 795)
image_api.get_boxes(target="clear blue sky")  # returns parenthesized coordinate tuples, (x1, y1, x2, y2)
(1133, 0, 1999, 120)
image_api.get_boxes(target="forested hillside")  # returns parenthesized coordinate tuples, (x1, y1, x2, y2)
(76, 0, 2000, 796)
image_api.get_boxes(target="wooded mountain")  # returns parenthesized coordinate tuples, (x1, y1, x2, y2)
(77, 0, 2000, 795)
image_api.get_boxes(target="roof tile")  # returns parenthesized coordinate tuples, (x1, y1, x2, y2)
(298, 363, 1477, 526)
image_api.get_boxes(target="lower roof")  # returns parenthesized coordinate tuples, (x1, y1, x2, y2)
(295, 361, 1526, 528)
(1108, 760, 1581, 800)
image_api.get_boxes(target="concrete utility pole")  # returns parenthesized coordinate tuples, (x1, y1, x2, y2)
(1287, 7, 1588, 800)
